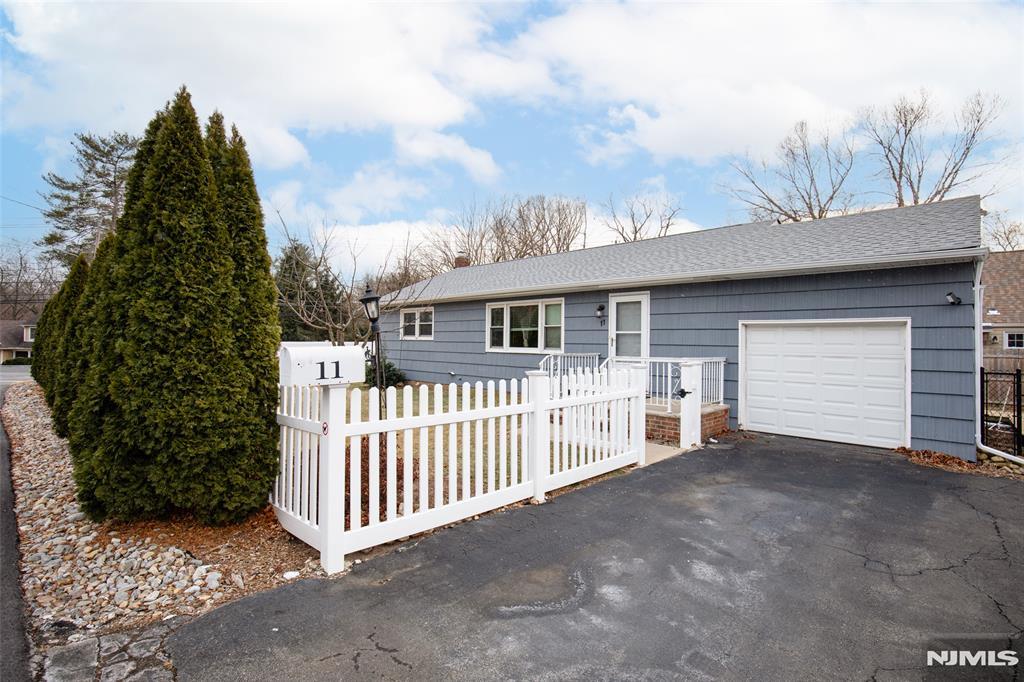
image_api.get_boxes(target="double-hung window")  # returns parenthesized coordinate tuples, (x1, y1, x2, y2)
(486, 299, 563, 353)
(400, 307, 433, 340)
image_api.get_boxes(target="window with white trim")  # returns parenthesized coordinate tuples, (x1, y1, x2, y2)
(486, 299, 563, 353)
(1006, 332, 1024, 349)
(400, 307, 433, 340)
(23, 326, 36, 343)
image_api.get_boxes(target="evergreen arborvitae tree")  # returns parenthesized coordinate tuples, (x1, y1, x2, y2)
(105, 87, 253, 524)
(68, 110, 167, 520)
(49, 254, 90, 436)
(30, 288, 62, 395)
(205, 113, 282, 516)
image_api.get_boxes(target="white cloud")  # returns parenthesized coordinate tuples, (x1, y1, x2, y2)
(326, 164, 428, 223)
(0, 3, 531, 175)
(514, 2, 1023, 164)
(315, 220, 440, 276)
(2, 1, 1020, 217)
(261, 180, 328, 235)
(394, 130, 501, 184)
(241, 125, 310, 170)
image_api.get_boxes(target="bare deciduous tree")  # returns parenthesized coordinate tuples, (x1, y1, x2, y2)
(863, 90, 1002, 206)
(0, 246, 61, 319)
(419, 195, 587, 274)
(984, 212, 1023, 252)
(727, 121, 855, 223)
(272, 214, 381, 343)
(601, 192, 682, 242)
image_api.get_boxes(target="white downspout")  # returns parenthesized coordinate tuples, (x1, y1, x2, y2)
(974, 256, 1024, 465)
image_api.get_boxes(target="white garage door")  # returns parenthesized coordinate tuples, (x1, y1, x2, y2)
(741, 321, 909, 448)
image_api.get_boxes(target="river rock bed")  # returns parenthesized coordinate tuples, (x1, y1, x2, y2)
(2, 381, 321, 643)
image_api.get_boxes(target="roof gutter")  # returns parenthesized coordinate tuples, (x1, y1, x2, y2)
(386, 247, 988, 307)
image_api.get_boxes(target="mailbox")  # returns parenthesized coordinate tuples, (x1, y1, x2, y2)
(279, 343, 365, 386)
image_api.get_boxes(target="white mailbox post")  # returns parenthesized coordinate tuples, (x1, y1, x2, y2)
(277, 343, 365, 574)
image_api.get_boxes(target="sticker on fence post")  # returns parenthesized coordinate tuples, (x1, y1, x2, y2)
(321, 421, 329, 436)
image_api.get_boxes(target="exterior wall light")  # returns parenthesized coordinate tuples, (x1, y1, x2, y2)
(945, 292, 962, 305)
(360, 286, 384, 407)
(595, 304, 606, 326)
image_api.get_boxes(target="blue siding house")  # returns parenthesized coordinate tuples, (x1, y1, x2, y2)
(383, 197, 988, 460)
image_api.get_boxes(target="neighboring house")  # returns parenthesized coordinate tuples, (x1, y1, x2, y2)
(0, 318, 38, 362)
(384, 196, 987, 460)
(980, 249, 1024, 371)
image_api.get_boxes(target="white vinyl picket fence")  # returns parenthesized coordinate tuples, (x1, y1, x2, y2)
(272, 367, 646, 573)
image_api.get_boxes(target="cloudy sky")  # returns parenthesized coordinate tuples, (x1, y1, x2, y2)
(2, 2, 1022, 269)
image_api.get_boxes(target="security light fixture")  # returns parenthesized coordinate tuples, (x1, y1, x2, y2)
(945, 292, 961, 305)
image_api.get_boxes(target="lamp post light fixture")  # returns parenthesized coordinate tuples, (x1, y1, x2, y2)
(360, 286, 385, 410)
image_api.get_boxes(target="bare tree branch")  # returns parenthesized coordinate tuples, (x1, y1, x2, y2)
(726, 121, 855, 222)
(601, 192, 681, 242)
(0, 245, 60, 318)
(862, 90, 1003, 206)
(984, 212, 1023, 252)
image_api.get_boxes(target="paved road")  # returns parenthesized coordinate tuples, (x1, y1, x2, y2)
(1, 371, 32, 681)
(167, 433, 1023, 680)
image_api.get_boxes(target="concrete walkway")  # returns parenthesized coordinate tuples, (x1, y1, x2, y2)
(164, 433, 1023, 680)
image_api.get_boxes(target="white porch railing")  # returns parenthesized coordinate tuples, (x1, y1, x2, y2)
(273, 366, 646, 574)
(603, 356, 726, 412)
(539, 353, 601, 380)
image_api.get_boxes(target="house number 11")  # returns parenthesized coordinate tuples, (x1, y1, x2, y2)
(316, 360, 343, 381)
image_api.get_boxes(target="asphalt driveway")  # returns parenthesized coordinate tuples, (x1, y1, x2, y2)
(167, 433, 1023, 681)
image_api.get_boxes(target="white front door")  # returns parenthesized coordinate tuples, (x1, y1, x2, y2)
(608, 293, 650, 358)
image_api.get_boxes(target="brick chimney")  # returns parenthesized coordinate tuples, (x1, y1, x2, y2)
(453, 252, 471, 268)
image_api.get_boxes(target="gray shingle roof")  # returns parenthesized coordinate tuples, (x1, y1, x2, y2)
(391, 195, 983, 305)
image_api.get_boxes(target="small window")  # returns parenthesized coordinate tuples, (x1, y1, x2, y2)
(399, 308, 433, 340)
(486, 299, 563, 353)
(489, 306, 505, 349)
(1006, 333, 1024, 349)
(23, 326, 36, 342)
(543, 302, 562, 350)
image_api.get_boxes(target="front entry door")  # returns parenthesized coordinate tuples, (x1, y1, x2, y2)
(608, 293, 650, 359)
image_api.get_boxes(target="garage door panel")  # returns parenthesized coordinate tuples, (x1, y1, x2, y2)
(746, 406, 780, 429)
(783, 381, 822, 403)
(781, 410, 818, 433)
(742, 321, 907, 449)
(782, 355, 818, 374)
(862, 386, 904, 409)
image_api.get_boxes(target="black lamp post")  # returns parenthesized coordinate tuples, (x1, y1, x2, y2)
(360, 286, 385, 410)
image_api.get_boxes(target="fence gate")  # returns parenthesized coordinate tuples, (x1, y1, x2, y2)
(980, 367, 1022, 458)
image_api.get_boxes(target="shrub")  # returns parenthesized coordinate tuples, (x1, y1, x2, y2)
(49, 254, 90, 437)
(365, 358, 406, 389)
(3, 357, 31, 366)
(69, 109, 168, 521)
